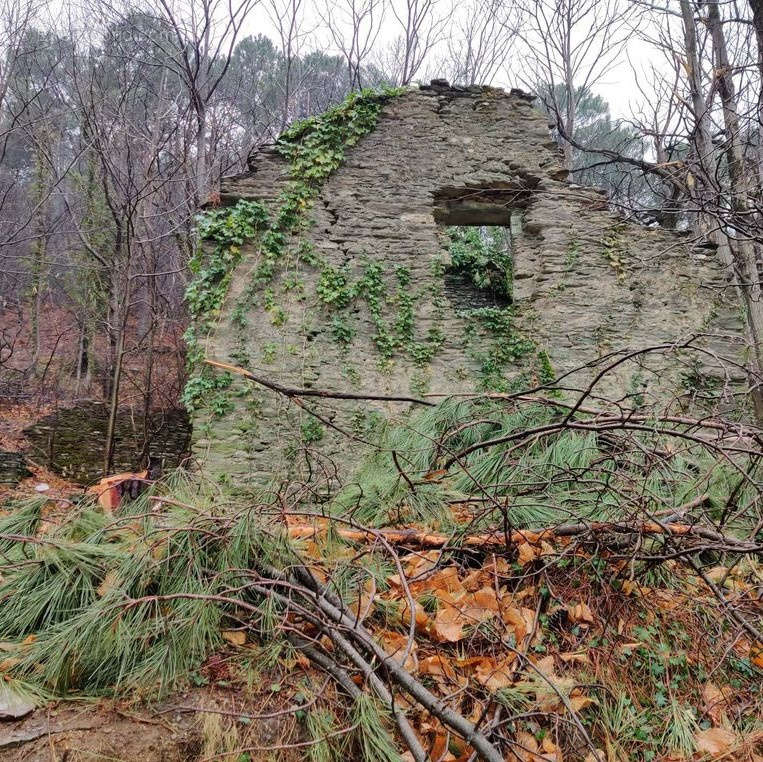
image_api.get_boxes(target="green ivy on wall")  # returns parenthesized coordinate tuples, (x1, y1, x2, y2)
(601, 222, 628, 283)
(183, 86, 556, 423)
(183, 87, 403, 415)
(183, 200, 269, 412)
(445, 227, 560, 392)
(315, 259, 445, 368)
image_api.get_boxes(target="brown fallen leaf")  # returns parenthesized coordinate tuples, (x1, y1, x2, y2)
(419, 653, 457, 682)
(566, 601, 594, 625)
(534, 655, 556, 677)
(430, 601, 465, 642)
(473, 655, 517, 691)
(651, 589, 681, 611)
(517, 542, 538, 566)
(461, 567, 490, 591)
(701, 682, 728, 726)
(559, 651, 590, 665)
(569, 692, 597, 712)
(400, 598, 429, 632)
(411, 566, 465, 597)
(375, 629, 417, 670)
(503, 606, 535, 642)
(0, 657, 21, 672)
(221, 630, 246, 646)
(430, 733, 457, 761)
(347, 580, 375, 623)
(539, 540, 556, 557)
(705, 566, 730, 585)
(510, 730, 546, 761)
(621, 580, 648, 597)
(96, 570, 119, 598)
(459, 587, 500, 624)
(403, 549, 442, 578)
(694, 727, 736, 757)
(541, 735, 562, 760)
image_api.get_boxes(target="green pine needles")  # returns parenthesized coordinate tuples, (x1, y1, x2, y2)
(330, 395, 758, 529)
(0, 476, 294, 696)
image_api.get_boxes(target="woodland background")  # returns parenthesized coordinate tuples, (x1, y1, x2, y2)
(1, 0, 762, 430)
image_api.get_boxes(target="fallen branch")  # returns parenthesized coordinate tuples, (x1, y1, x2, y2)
(286, 516, 761, 554)
(287, 565, 507, 762)
(205, 359, 434, 406)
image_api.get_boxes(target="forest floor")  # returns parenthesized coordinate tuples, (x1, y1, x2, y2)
(1, 682, 309, 762)
(0, 480, 761, 761)
(0, 396, 761, 761)
(0, 476, 312, 762)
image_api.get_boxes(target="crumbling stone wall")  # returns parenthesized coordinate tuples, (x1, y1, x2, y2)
(193, 83, 740, 486)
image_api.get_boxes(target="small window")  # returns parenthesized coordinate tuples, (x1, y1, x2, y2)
(433, 185, 529, 310)
(444, 225, 514, 309)
(432, 184, 533, 226)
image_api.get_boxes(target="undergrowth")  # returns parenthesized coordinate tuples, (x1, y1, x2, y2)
(0, 475, 292, 696)
(1, 398, 761, 760)
(331, 396, 757, 529)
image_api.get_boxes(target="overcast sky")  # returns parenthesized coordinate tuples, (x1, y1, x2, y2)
(235, 0, 663, 121)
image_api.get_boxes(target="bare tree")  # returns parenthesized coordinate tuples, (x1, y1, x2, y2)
(517, 0, 637, 169)
(145, 0, 260, 205)
(321, 0, 387, 89)
(267, 0, 308, 131)
(444, 0, 517, 86)
(385, 0, 450, 85)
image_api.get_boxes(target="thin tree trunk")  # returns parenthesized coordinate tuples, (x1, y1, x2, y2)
(141, 271, 157, 464)
(103, 305, 126, 475)
(74, 321, 85, 395)
(195, 110, 208, 205)
(29, 142, 49, 371)
(706, 0, 763, 421)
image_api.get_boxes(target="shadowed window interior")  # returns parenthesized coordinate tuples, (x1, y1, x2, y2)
(434, 187, 525, 311)
(443, 226, 514, 309)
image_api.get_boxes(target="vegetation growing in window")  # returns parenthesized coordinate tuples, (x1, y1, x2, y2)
(447, 226, 513, 300)
(462, 307, 535, 390)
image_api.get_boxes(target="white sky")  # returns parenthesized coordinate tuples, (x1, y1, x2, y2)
(238, 0, 667, 121)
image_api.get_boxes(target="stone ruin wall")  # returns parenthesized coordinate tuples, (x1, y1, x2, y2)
(193, 83, 742, 486)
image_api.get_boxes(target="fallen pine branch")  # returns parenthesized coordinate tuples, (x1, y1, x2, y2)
(286, 517, 762, 554)
(248, 563, 509, 762)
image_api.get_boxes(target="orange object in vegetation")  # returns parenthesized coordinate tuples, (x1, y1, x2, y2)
(87, 470, 148, 511)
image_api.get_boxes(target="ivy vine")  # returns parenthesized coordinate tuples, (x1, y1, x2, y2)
(182, 200, 269, 412)
(315, 259, 444, 367)
(183, 87, 403, 415)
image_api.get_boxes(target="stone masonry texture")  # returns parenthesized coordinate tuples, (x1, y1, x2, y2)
(193, 83, 742, 487)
